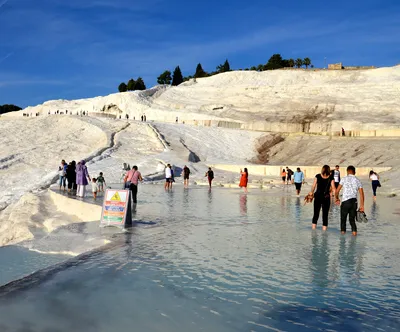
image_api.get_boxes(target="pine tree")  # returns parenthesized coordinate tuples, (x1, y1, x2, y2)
(217, 59, 231, 73)
(127, 79, 136, 91)
(118, 82, 128, 92)
(172, 66, 184, 86)
(194, 63, 207, 78)
(134, 77, 146, 90)
(157, 70, 172, 85)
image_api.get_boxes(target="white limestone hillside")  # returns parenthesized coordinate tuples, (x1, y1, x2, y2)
(153, 66, 400, 129)
(5, 66, 400, 131)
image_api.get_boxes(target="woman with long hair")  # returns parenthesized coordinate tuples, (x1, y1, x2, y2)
(239, 168, 249, 193)
(308, 165, 335, 231)
(369, 170, 380, 201)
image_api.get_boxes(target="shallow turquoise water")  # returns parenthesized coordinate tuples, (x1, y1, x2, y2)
(0, 186, 399, 331)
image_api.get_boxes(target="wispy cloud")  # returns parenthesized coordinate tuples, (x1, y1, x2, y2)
(0, 79, 66, 88)
(0, 0, 9, 9)
(0, 52, 13, 65)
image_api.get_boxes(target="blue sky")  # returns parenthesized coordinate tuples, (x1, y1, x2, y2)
(1, 0, 400, 107)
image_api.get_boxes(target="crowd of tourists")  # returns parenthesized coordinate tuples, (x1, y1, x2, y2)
(58, 159, 106, 199)
(58, 156, 381, 236)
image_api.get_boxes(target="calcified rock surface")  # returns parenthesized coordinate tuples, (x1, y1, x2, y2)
(8, 66, 400, 131)
(1, 66, 400, 248)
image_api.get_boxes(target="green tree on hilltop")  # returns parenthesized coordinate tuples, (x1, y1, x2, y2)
(118, 82, 128, 92)
(127, 79, 136, 91)
(303, 57, 311, 69)
(157, 70, 172, 85)
(134, 77, 146, 90)
(194, 63, 207, 78)
(264, 54, 284, 70)
(172, 66, 184, 86)
(288, 59, 295, 68)
(217, 59, 230, 73)
(295, 58, 303, 68)
(0, 104, 22, 114)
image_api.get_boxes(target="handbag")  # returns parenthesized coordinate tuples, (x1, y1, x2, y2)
(377, 181, 382, 188)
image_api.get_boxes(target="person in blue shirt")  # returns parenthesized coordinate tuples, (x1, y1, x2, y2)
(293, 167, 305, 196)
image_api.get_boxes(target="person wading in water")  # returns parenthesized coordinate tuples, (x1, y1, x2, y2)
(308, 165, 335, 231)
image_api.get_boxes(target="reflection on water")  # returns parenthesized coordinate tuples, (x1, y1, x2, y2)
(0, 187, 399, 332)
(239, 194, 247, 216)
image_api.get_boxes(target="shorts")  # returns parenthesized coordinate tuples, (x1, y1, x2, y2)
(295, 182, 302, 191)
(166, 178, 172, 183)
(287, 175, 292, 181)
(335, 182, 340, 189)
(98, 184, 104, 190)
(184, 176, 189, 180)
(282, 176, 286, 182)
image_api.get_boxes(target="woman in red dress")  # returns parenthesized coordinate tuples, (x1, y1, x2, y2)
(239, 168, 249, 193)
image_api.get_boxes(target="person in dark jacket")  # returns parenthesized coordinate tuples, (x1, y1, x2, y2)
(66, 161, 77, 194)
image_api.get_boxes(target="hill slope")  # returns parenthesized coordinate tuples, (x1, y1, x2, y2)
(7, 66, 400, 131)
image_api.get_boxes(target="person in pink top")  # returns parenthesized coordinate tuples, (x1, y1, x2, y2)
(124, 165, 143, 204)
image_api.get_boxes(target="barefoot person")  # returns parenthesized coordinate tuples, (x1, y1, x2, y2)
(91, 178, 98, 199)
(286, 167, 294, 185)
(58, 160, 67, 191)
(76, 160, 91, 198)
(293, 167, 305, 196)
(369, 170, 380, 201)
(281, 168, 286, 184)
(308, 165, 335, 231)
(335, 166, 365, 236)
(333, 165, 341, 191)
(97, 172, 106, 193)
(239, 168, 249, 193)
(206, 167, 214, 189)
(165, 164, 172, 190)
(66, 161, 76, 194)
(183, 165, 190, 187)
(124, 165, 143, 204)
